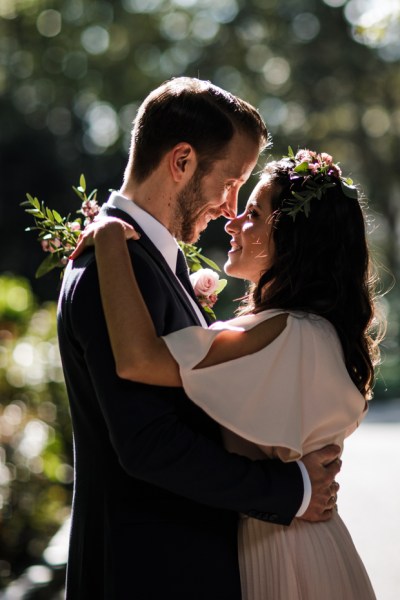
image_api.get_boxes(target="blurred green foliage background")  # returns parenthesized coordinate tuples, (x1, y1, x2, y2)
(1, 0, 399, 594)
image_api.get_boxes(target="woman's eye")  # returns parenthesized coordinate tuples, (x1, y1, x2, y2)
(247, 208, 258, 218)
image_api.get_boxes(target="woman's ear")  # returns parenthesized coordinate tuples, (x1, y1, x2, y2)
(169, 143, 198, 183)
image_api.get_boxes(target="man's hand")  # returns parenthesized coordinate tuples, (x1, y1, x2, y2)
(299, 444, 341, 522)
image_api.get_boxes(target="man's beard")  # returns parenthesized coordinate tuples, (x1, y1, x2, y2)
(173, 169, 206, 243)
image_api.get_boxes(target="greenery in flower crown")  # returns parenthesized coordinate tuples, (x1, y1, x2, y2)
(281, 146, 359, 221)
(21, 175, 227, 319)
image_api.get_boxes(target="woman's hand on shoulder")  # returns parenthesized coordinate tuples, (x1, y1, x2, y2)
(69, 216, 140, 260)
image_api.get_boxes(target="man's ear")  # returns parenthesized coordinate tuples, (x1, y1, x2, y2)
(169, 143, 198, 182)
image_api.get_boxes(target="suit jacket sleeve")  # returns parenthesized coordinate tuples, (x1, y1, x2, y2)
(59, 244, 304, 525)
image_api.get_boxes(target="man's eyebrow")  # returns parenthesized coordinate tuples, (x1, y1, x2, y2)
(225, 175, 244, 184)
(225, 169, 251, 183)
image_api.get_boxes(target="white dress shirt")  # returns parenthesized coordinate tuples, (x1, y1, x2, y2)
(106, 191, 311, 516)
(107, 192, 208, 327)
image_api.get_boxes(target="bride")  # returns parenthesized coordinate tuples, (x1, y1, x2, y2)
(72, 149, 381, 599)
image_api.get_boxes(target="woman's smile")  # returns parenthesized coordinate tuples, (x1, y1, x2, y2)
(228, 239, 242, 253)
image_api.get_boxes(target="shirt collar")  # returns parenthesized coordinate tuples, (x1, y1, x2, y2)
(106, 191, 179, 272)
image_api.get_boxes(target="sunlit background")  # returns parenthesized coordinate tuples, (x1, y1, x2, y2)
(1, 0, 400, 596)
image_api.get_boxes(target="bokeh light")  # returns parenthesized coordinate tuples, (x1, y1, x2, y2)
(122, 0, 165, 13)
(292, 13, 321, 41)
(160, 12, 191, 40)
(81, 25, 110, 55)
(83, 101, 120, 153)
(362, 105, 391, 137)
(343, 0, 400, 59)
(36, 10, 62, 38)
(262, 57, 291, 87)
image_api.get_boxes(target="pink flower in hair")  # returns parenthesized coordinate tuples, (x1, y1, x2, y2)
(295, 149, 314, 163)
(308, 162, 320, 174)
(328, 163, 342, 177)
(320, 152, 333, 165)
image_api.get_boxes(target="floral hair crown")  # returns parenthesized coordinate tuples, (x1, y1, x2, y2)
(280, 147, 358, 221)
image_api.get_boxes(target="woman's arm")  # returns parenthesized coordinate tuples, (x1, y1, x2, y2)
(71, 219, 288, 385)
(90, 221, 182, 386)
(194, 312, 288, 368)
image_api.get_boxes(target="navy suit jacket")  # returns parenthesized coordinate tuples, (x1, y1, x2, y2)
(57, 205, 303, 599)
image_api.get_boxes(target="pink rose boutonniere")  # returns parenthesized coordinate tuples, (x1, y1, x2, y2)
(190, 268, 227, 320)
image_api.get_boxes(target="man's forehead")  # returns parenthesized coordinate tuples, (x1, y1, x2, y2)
(221, 151, 258, 180)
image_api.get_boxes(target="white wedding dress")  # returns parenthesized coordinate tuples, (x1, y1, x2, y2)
(163, 309, 376, 599)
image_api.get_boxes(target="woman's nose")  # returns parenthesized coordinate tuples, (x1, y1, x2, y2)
(225, 214, 242, 234)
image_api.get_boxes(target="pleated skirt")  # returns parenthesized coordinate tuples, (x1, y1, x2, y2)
(238, 510, 376, 600)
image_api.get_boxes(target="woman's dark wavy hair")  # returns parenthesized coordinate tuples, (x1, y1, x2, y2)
(243, 157, 384, 399)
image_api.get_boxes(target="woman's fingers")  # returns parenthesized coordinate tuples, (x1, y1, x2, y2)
(69, 217, 140, 261)
(69, 231, 93, 260)
(124, 224, 141, 240)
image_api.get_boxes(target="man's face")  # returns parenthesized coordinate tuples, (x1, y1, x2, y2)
(173, 132, 260, 243)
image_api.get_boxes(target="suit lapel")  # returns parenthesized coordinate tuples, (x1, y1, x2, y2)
(100, 205, 209, 326)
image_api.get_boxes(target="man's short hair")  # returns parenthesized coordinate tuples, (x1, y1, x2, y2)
(125, 77, 269, 183)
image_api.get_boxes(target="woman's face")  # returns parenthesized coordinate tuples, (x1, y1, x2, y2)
(224, 176, 276, 283)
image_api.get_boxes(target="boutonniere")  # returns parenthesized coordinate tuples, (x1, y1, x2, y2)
(189, 268, 227, 321)
(177, 242, 227, 320)
(21, 175, 227, 319)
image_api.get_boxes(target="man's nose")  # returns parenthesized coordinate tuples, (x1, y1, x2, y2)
(220, 189, 238, 219)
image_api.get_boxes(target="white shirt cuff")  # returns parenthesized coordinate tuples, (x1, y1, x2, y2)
(295, 460, 311, 517)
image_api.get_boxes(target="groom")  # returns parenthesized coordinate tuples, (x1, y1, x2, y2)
(58, 77, 341, 599)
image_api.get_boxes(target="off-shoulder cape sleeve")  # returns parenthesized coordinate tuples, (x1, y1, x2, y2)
(162, 310, 368, 461)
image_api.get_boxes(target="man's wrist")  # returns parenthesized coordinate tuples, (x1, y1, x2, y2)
(295, 460, 312, 517)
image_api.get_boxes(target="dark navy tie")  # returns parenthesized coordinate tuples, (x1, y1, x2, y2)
(175, 249, 195, 298)
(176, 249, 210, 325)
